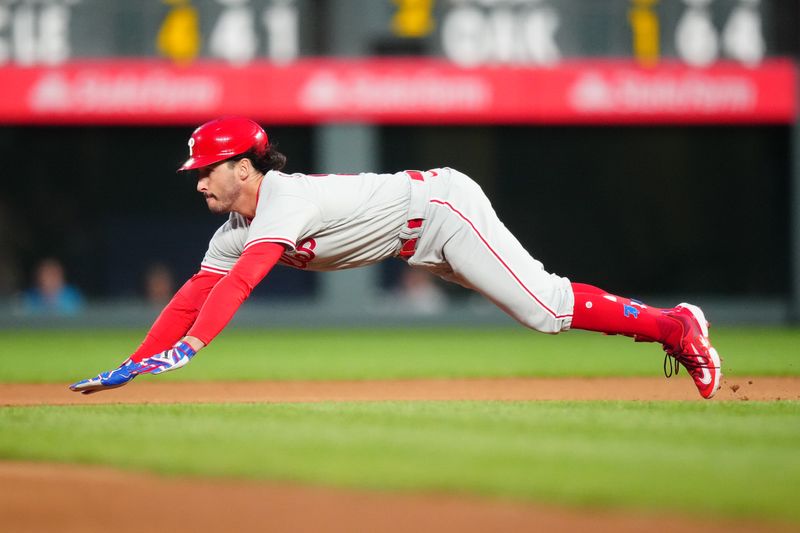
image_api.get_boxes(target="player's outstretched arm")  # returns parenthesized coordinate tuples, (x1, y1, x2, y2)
(68, 242, 284, 394)
(69, 341, 197, 395)
(67, 270, 221, 394)
(182, 242, 285, 346)
(128, 270, 224, 361)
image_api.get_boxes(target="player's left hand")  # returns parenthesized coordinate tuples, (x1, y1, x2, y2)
(69, 341, 197, 395)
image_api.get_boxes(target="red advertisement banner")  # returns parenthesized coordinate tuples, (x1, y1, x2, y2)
(0, 58, 795, 125)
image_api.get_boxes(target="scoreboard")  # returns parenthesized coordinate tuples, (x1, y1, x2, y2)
(0, 0, 796, 124)
(0, 0, 794, 65)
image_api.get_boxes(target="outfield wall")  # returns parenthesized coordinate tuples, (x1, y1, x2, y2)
(0, 296, 791, 330)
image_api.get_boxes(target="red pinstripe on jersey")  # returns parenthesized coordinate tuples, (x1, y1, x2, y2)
(200, 263, 229, 275)
(244, 236, 295, 251)
(429, 198, 572, 320)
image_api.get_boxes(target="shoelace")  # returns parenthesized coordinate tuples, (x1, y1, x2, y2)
(663, 352, 716, 378)
(663, 353, 680, 378)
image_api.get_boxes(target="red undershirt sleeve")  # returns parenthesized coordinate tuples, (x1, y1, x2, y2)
(186, 241, 285, 345)
(129, 270, 223, 362)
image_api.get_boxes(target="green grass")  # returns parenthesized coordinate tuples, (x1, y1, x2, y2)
(1, 400, 798, 523)
(2, 327, 798, 523)
(0, 327, 797, 383)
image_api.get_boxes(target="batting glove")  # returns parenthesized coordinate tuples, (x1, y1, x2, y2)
(69, 341, 196, 395)
(137, 341, 197, 376)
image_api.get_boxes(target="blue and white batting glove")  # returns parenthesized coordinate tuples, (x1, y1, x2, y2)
(137, 341, 197, 376)
(69, 341, 196, 395)
(68, 358, 143, 395)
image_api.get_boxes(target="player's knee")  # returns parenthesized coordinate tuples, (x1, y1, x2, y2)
(513, 282, 573, 334)
(516, 311, 566, 334)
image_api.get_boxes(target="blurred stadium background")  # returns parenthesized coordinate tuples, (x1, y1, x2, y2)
(0, 0, 798, 330)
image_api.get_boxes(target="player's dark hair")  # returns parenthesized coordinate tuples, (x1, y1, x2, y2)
(227, 143, 287, 173)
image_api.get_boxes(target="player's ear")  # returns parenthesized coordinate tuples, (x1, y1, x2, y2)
(236, 158, 251, 181)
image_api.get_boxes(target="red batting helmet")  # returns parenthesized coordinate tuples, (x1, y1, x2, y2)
(178, 116, 269, 171)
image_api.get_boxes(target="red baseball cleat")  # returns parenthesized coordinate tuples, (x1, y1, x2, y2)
(661, 303, 722, 399)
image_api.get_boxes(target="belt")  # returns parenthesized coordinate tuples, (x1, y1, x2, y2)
(399, 170, 432, 259)
(399, 218, 423, 258)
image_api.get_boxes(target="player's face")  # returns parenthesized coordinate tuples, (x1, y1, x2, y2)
(196, 162, 242, 214)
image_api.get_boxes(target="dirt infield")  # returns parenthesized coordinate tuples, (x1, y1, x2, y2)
(1, 375, 798, 405)
(3, 377, 799, 533)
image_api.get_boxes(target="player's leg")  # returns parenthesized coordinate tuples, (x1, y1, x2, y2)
(425, 170, 721, 398)
(570, 282, 679, 343)
(437, 220, 722, 398)
(429, 191, 573, 334)
(570, 283, 722, 398)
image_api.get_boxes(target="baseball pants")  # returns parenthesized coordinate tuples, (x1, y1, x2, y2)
(405, 168, 574, 333)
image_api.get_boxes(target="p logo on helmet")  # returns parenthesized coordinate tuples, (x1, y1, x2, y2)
(178, 116, 269, 172)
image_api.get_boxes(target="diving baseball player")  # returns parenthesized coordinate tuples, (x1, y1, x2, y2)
(70, 117, 722, 398)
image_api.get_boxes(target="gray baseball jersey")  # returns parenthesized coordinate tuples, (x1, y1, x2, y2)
(200, 167, 574, 333)
(200, 170, 410, 274)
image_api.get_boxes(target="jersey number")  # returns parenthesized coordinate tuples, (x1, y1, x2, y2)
(279, 238, 316, 269)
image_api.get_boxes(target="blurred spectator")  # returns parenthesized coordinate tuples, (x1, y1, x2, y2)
(143, 262, 176, 307)
(395, 268, 447, 314)
(21, 258, 84, 315)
